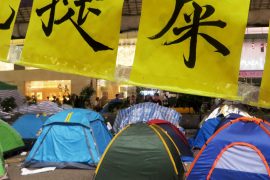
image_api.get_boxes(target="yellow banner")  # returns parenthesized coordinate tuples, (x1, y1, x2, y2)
(259, 26, 270, 108)
(0, 0, 20, 61)
(130, 0, 250, 99)
(20, 0, 123, 81)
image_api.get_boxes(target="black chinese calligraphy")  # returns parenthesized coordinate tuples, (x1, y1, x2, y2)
(149, 1, 230, 69)
(36, 0, 112, 52)
(0, 6, 15, 30)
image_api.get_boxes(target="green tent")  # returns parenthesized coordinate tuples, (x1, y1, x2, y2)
(0, 144, 5, 178)
(0, 119, 24, 154)
(0, 81, 17, 90)
(94, 123, 184, 180)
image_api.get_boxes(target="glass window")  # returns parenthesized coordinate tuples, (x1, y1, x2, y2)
(25, 80, 71, 101)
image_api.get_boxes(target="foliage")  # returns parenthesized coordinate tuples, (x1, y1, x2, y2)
(78, 85, 95, 108)
(0, 97, 17, 112)
(80, 85, 95, 100)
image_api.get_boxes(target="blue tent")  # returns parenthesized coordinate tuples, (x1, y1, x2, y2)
(187, 117, 270, 179)
(24, 108, 112, 169)
(12, 114, 48, 139)
(192, 114, 242, 149)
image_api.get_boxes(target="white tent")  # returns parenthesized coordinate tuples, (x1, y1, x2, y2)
(18, 101, 63, 115)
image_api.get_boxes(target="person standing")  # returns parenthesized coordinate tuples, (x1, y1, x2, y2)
(130, 95, 136, 106)
(152, 93, 162, 106)
(144, 95, 152, 102)
(112, 94, 122, 103)
(94, 97, 102, 111)
(163, 94, 169, 107)
(100, 95, 107, 106)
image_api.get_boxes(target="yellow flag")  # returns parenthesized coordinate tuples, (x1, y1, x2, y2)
(259, 27, 270, 108)
(20, 0, 123, 81)
(0, 0, 20, 61)
(130, 0, 250, 99)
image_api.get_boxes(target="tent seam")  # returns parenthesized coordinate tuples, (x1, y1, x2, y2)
(152, 124, 181, 156)
(94, 125, 130, 175)
(149, 125, 179, 175)
(206, 142, 270, 179)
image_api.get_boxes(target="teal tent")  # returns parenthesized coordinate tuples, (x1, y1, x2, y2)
(24, 109, 112, 169)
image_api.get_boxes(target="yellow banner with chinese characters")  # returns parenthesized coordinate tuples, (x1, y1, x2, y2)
(20, 0, 123, 81)
(259, 26, 270, 108)
(130, 0, 250, 99)
(0, 0, 20, 61)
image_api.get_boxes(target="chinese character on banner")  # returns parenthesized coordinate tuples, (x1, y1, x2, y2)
(259, 25, 270, 108)
(20, 0, 124, 81)
(130, 0, 250, 99)
(150, 1, 230, 69)
(0, 0, 21, 61)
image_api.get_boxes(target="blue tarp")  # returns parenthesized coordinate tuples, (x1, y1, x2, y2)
(100, 99, 123, 114)
(113, 102, 181, 133)
(24, 108, 112, 169)
(192, 117, 221, 149)
(193, 114, 242, 149)
(12, 114, 48, 139)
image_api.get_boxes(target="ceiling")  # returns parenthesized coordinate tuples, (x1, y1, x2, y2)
(15, 0, 143, 23)
(250, 0, 270, 10)
(12, 0, 270, 38)
(122, 0, 270, 14)
(123, 0, 141, 16)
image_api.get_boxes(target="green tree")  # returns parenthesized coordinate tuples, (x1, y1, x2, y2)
(80, 85, 95, 108)
(1, 97, 17, 112)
